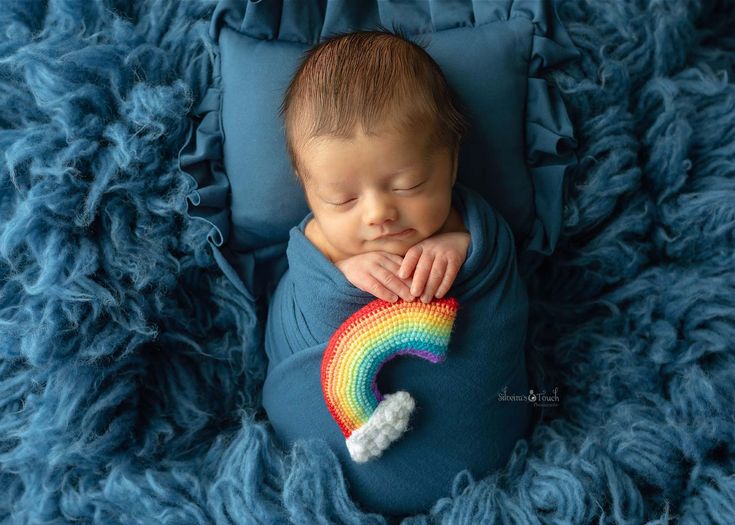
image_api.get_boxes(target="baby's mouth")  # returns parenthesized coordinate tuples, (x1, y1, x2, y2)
(376, 228, 415, 240)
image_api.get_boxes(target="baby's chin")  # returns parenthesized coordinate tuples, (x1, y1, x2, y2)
(374, 243, 411, 257)
(358, 235, 429, 257)
(334, 232, 435, 259)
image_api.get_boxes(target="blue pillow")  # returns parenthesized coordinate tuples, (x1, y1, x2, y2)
(179, 0, 578, 300)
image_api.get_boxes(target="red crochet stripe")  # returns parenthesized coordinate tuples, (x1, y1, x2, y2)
(321, 299, 393, 437)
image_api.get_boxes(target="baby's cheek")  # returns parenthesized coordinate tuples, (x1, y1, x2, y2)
(415, 199, 448, 235)
(336, 224, 364, 255)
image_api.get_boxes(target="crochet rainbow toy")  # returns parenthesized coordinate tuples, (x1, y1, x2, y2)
(321, 297, 460, 463)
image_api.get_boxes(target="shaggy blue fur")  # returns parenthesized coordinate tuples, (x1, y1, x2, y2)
(1, 0, 734, 523)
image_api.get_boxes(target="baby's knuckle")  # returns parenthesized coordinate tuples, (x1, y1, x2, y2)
(367, 281, 383, 294)
(430, 266, 445, 278)
(418, 255, 433, 268)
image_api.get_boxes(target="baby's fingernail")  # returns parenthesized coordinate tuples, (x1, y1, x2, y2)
(390, 294, 398, 302)
(421, 295, 430, 303)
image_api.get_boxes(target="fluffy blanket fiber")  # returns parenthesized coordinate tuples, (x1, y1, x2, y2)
(1, 1, 734, 524)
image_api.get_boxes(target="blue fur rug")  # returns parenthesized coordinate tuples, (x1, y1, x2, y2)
(2, 0, 734, 523)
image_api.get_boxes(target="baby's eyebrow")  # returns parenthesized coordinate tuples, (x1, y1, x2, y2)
(388, 166, 415, 175)
(377, 165, 419, 181)
(323, 180, 352, 189)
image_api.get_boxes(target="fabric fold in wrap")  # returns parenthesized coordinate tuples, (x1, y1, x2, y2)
(262, 183, 532, 516)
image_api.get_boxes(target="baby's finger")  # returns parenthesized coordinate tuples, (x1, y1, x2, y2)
(379, 265, 415, 298)
(421, 257, 448, 303)
(399, 245, 422, 279)
(378, 254, 406, 276)
(374, 266, 414, 302)
(435, 259, 460, 298)
(379, 252, 406, 268)
(410, 252, 434, 297)
(364, 276, 399, 302)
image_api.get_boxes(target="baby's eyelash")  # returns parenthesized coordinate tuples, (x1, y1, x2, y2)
(331, 198, 356, 206)
(326, 181, 425, 206)
(394, 181, 425, 192)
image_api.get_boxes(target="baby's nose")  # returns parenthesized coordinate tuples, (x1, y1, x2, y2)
(366, 203, 398, 226)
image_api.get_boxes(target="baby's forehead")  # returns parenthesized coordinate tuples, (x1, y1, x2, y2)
(300, 123, 434, 154)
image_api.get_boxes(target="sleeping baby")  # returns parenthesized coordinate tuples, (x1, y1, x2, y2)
(263, 30, 532, 518)
(282, 30, 471, 305)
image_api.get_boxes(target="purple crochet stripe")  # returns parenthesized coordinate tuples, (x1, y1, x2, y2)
(371, 348, 446, 402)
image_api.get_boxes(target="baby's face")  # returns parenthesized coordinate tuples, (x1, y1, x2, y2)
(297, 125, 458, 260)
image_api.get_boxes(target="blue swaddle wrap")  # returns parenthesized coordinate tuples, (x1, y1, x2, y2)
(263, 183, 531, 516)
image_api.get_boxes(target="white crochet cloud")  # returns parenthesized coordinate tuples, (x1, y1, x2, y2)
(345, 391, 416, 463)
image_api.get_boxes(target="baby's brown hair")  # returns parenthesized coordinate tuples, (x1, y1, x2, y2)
(279, 30, 470, 184)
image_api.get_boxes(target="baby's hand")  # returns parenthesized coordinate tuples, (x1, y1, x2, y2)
(398, 232, 470, 303)
(335, 251, 415, 303)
